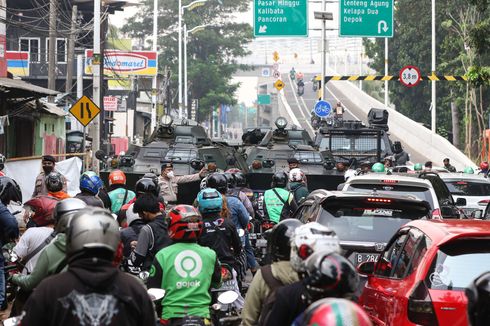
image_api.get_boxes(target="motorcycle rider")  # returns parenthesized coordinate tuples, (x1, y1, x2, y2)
(130, 193, 172, 270)
(265, 223, 341, 326)
(11, 198, 87, 291)
(297, 79, 305, 96)
(108, 170, 135, 213)
(263, 172, 291, 223)
(0, 176, 23, 226)
(242, 219, 302, 326)
(393, 141, 410, 166)
(297, 298, 372, 326)
(32, 155, 67, 197)
(197, 188, 244, 308)
(74, 171, 104, 207)
(234, 171, 258, 215)
(225, 172, 254, 218)
(21, 207, 156, 326)
(0, 187, 19, 310)
(46, 172, 70, 200)
(148, 204, 221, 324)
(334, 102, 344, 122)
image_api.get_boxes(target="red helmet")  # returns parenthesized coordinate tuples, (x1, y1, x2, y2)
(24, 195, 58, 226)
(167, 205, 202, 241)
(301, 298, 372, 326)
(109, 170, 126, 186)
(480, 162, 489, 170)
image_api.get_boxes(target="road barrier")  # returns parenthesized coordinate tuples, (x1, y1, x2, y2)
(324, 75, 468, 82)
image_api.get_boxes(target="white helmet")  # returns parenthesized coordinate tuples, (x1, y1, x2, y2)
(289, 168, 304, 182)
(290, 222, 340, 273)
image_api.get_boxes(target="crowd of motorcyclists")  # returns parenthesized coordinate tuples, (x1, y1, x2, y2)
(0, 152, 489, 326)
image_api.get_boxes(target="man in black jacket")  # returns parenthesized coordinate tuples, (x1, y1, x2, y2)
(21, 207, 156, 326)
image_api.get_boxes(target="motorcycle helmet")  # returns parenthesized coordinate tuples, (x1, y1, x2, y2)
(290, 223, 340, 273)
(480, 162, 489, 171)
(135, 177, 159, 196)
(300, 298, 372, 326)
(304, 251, 359, 299)
(267, 219, 302, 262)
(207, 173, 228, 193)
(0, 153, 5, 170)
(234, 172, 247, 187)
(466, 271, 490, 326)
(464, 167, 475, 174)
(66, 207, 120, 259)
(197, 188, 223, 214)
(413, 163, 423, 171)
(24, 196, 58, 227)
(224, 173, 236, 189)
(53, 198, 87, 233)
(108, 170, 126, 186)
(79, 172, 104, 195)
(200, 176, 208, 190)
(271, 171, 288, 188)
(371, 162, 385, 173)
(0, 176, 22, 205)
(289, 168, 304, 182)
(167, 204, 202, 241)
(45, 172, 63, 192)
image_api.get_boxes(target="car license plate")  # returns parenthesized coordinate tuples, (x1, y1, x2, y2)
(355, 253, 380, 265)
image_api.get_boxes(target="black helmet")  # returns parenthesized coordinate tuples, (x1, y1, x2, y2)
(135, 177, 159, 196)
(207, 173, 228, 193)
(271, 171, 288, 188)
(224, 173, 236, 189)
(234, 172, 247, 187)
(304, 251, 359, 302)
(267, 219, 302, 262)
(0, 176, 22, 205)
(466, 271, 490, 326)
(46, 172, 63, 192)
(53, 198, 87, 233)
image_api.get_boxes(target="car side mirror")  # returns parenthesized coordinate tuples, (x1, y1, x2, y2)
(190, 159, 205, 171)
(357, 261, 376, 275)
(471, 210, 483, 219)
(455, 198, 467, 206)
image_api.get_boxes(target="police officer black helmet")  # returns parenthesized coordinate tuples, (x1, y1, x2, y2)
(267, 219, 302, 262)
(206, 173, 228, 194)
(223, 173, 236, 189)
(135, 177, 159, 196)
(234, 172, 247, 187)
(46, 172, 63, 192)
(466, 271, 490, 326)
(271, 171, 288, 188)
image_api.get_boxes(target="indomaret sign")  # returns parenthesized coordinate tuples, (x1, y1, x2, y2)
(85, 50, 157, 77)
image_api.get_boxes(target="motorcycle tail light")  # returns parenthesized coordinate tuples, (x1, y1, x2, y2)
(221, 267, 232, 281)
(407, 281, 439, 326)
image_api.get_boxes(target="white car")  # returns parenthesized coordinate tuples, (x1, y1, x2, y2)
(439, 173, 490, 216)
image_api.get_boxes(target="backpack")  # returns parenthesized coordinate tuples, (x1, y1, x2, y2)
(258, 265, 284, 326)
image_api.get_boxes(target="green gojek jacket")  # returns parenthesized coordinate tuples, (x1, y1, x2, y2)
(11, 233, 67, 291)
(263, 188, 291, 223)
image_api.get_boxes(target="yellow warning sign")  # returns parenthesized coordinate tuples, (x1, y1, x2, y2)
(274, 79, 284, 91)
(69, 95, 101, 127)
(273, 51, 279, 62)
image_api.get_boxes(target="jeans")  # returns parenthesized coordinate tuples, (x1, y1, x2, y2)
(0, 255, 5, 307)
(244, 234, 257, 270)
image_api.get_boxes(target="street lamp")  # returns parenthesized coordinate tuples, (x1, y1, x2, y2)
(314, 6, 333, 101)
(179, 0, 208, 119)
(184, 24, 210, 120)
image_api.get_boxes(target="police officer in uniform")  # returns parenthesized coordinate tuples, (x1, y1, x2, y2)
(32, 155, 67, 197)
(158, 162, 207, 206)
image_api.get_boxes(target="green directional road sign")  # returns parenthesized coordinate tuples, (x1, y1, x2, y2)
(254, 0, 308, 37)
(339, 0, 394, 37)
(257, 94, 271, 105)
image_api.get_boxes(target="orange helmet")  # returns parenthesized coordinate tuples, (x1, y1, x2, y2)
(109, 170, 126, 186)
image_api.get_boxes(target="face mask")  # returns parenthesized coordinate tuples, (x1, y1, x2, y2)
(166, 171, 175, 178)
(43, 166, 54, 174)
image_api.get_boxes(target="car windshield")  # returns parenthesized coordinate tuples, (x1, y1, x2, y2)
(294, 151, 323, 164)
(318, 200, 429, 243)
(346, 183, 435, 209)
(164, 148, 198, 162)
(320, 136, 386, 152)
(445, 180, 490, 196)
(425, 239, 490, 291)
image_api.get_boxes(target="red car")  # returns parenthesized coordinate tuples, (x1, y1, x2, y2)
(358, 220, 490, 326)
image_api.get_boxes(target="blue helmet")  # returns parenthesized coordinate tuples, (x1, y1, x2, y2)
(197, 188, 222, 214)
(79, 172, 104, 195)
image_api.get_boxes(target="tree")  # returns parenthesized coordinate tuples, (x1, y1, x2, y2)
(121, 0, 252, 121)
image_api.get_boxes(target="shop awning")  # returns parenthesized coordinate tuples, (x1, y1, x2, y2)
(0, 78, 58, 98)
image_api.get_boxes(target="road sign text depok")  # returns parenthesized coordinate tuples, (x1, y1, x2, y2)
(254, 0, 308, 37)
(339, 0, 394, 37)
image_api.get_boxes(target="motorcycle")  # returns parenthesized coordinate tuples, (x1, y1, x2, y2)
(297, 85, 304, 96)
(249, 217, 276, 266)
(212, 290, 242, 326)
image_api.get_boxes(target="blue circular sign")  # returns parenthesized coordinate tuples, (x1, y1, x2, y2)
(314, 100, 332, 117)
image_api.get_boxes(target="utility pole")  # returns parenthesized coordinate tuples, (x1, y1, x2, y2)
(0, 0, 7, 77)
(100, 11, 109, 153)
(384, 38, 389, 109)
(47, 0, 57, 99)
(431, 0, 436, 132)
(151, 0, 158, 130)
(92, 0, 101, 167)
(65, 5, 77, 94)
(178, 0, 183, 119)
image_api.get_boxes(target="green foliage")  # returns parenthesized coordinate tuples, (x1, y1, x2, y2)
(467, 66, 490, 87)
(121, 0, 252, 119)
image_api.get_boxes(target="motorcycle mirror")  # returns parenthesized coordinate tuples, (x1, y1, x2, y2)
(237, 228, 245, 237)
(139, 271, 150, 282)
(218, 290, 239, 305)
(212, 303, 222, 311)
(147, 288, 166, 301)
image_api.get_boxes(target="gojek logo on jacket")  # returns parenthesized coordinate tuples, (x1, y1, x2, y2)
(174, 250, 203, 289)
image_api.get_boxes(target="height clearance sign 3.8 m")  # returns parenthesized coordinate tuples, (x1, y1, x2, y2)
(254, 0, 308, 37)
(339, 0, 394, 37)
